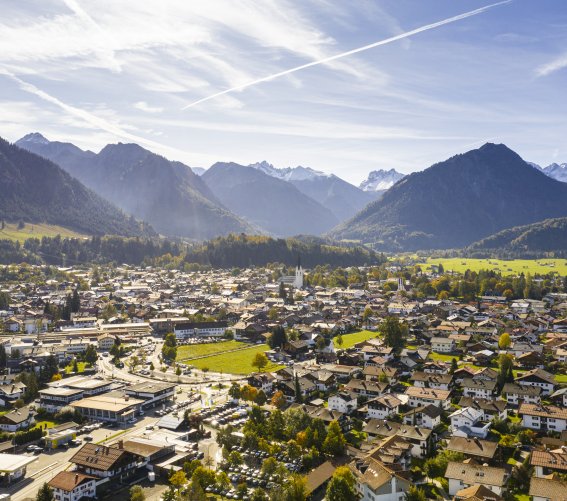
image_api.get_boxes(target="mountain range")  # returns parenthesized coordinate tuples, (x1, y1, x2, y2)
(16, 133, 251, 240)
(330, 143, 567, 250)
(0, 137, 150, 236)
(248, 161, 378, 221)
(202, 162, 338, 236)
(533, 162, 567, 183)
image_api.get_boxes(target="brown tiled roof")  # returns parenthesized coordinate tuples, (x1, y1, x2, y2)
(405, 386, 451, 400)
(446, 437, 498, 459)
(455, 483, 503, 501)
(530, 450, 567, 471)
(70, 443, 130, 471)
(48, 471, 96, 491)
(445, 461, 507, 487)
(519, 403, 567, 421)
(529, 476, 567, 501)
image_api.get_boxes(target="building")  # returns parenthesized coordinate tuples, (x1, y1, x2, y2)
(173, 321, 228, 339)
(363, 420, 433, 458)
(0, 453, 37, 485)
(0, 408, 34, 432)
(39, 387, 85, 413)
(349, 457, 411, 501)
(367, 395, 401, 420)
(124, 382, 176, 409)
(405, 386, 451, 409)
(502, 382, 542, 406)
(328, 392, 357, 414)
(515, 368, 557, 396)
(449, 407, 491, 439)
(530, 449, 567, 478)
(519, 403, 567, 432)
(70, 442, 143, 481)
(70, 393, 144, 423)
(462, 378, 498, 399)
(279, 257, 304, 289)
(48, 471, 97, 501)
(401, 405, 443, 429)
(44, 422, 79, 450)
(445, 461, 508, 496)
(431, 337, 456, 353)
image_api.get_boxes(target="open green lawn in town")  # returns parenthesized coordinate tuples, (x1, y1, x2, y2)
(182, 344, 285, 374)
(64, 361, 87, 374)
(333, 330, 379, 349)
(33, 420, 56, 430)
(0, 222, 86, 243)
(176, 340, 246, 361)
(555, 374, 567, 384)
(423, 257, 567, 276)
(428, 352, 459, 363)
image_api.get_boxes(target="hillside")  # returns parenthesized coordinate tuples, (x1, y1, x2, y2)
(468, 217, 567, 253)
(16, 134, 252, 239)
(329, 143, 567, 251)
(202, 162, 339, 236)
(0, 138, 150, 237)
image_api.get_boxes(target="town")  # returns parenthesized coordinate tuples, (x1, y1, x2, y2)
(0, 259, 566, 501)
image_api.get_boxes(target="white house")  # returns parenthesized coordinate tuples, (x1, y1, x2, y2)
(405, 386, 451, 410)
(351, 457, 411, 501)
(367, 395, 401, 420)
(49, 471, 97, 501)
(515, 369, 556, 396)
(449, 407, 491, 439)
(518, 403, 567, 432)
(462, 378, 498, 399)
(445, 461, 508, 496)
(431, 337, 456, 353)
(328, 392, 357, 415)
(502, 383, 541, 406)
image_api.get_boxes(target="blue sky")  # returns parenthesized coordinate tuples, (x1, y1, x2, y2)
(1, 0, 567, 184)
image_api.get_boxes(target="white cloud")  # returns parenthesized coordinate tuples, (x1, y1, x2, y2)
(536, 52, 567, 77)
(134, 101, 164, 113)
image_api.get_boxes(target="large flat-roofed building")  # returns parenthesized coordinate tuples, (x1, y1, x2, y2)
(70, 393, 144, 423)
(124, 382, 176, 409)
(39, 387, 85, 413)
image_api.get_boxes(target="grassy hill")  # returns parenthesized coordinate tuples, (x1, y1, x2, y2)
(0, 222, 85, 243)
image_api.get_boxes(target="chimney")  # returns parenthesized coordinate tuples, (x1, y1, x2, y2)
(118, 440, 124, 450)
(75, 473, 79, 483)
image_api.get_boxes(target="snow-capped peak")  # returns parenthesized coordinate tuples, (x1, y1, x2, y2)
(249, 161, 331, 181)
(359, 168, 405, 192)
(19, 132, 50, 145)
(543, 162, 567, 183)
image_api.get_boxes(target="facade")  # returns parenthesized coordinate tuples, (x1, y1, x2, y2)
(519, 403, 567, 432)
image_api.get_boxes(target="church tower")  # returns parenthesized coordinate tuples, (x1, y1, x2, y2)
(294, 255, 304, 289)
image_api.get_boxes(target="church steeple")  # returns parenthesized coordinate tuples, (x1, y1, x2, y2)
(294, 254, 304, 289)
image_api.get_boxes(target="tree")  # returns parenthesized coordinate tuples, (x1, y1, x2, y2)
(229, 382, 241, 401)
(252, 352, 269, 372)
(449, 358, 458, 374)
(380, 316, 407, 351)
(405, 485, 426, 501)
(162, 333, 177, 361)
(294, 374, 303, 403)
(36, 483, 54, 501)
(72, 358, 79, 373)
(362, 306, 373, 327)
(335, 334, 343, 349)
(169, 469, 187, 491)
(269, 325, 287, 348)
(499, 332, 512, 349)
(84, 345, 98, 365)
(183, 482, 206, 501)
(129, 485, 145, 501)
(497, 353, 514, 387)
(255, 389, 267, 406)
(0, 291, 10, 310)
(322, 420, 346, 457)
(326, 466, 357, 501)
(191, 466, 216, 490)
(0, 344, 6, 369)
(271, 390, 286, 409)
(250, 488, 269, 501)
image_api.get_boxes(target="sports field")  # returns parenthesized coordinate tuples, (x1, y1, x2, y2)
(424, 257, 567, 276)
(176, 340, 246, 361)
(182, 344, 284, 374)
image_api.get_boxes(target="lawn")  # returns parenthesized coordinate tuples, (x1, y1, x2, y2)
(0, 222, 85, 243)
(33, 420, 56, 430)
(182, 344, 285, 374)
(176, 340, 246, 361)
(424, 257, 567, 276)
(428, 352, 459, 363)
(333, 330, 379, 349)
(555, 374, 567, 384)
(65, 361, 87, 373)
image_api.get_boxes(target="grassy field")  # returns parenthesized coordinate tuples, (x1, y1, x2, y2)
(183, 344, 285, 374)
(0, 222, 85, 243)
(176, 340, 246, 361)
(424, 257, 567, 276)
(334, 330, 379, 349)
(428, 352, 459, 363)
(555, 374, 567, 384)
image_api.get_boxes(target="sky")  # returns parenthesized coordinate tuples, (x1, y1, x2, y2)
(1, 0, 567, 185)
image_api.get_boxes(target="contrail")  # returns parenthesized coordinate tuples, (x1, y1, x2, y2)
(182, 0, 512, 110)
(1, 69, 188, 157)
